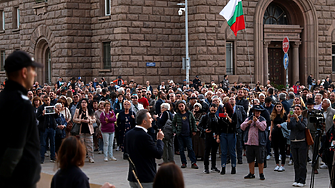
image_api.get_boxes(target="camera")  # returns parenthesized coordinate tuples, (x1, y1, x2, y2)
(308, 109, 325, 128)
(178, 8, 185, 16)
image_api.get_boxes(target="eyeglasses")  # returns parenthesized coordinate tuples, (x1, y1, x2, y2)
(176, 95, 181, 97)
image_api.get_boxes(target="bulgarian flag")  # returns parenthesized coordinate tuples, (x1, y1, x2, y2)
(219, 0, 245, 36)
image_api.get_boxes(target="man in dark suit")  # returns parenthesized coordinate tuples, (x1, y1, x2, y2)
(124, 109, 164, 188)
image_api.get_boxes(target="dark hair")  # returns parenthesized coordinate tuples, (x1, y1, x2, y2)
(78, 98, 94, 116)
(57, 136, 85, 170)
(42, 94, 49, 99)
(224, 102, 233, 117)
(175, 100, 188, 114)
(268, 88, 274, 95)
(265, 96, 272, 103)
(210, 103, 217, 108)
(153, 163, 185, 188)
(136, 109, 149, 125)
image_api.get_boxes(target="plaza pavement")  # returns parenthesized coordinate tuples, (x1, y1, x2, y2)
(38, 150, 330, 188)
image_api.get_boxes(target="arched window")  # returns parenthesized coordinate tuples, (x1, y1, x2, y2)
(263, 3, 288, 25)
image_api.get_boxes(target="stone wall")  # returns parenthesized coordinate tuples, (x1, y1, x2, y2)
(0, 0, 334, 86)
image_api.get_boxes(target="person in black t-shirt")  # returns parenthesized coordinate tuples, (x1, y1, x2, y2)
(269, 103, 287, 172)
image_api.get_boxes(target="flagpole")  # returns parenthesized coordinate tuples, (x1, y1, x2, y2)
(244, 28, 252, 87)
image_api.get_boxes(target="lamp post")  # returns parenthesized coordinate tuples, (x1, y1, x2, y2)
(178, 2, 189, 87)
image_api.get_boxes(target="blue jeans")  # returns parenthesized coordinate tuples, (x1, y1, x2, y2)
(220, 133, 236, 167)
(40, 128, 55, 162)
(102, 132, 115, 158)
(177, 135, 197, 164)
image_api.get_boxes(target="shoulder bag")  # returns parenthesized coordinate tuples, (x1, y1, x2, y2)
(305, 128, 314, 146)
(162, 112, 173, 140)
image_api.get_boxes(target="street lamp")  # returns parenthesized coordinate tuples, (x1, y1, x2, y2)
(177, 2, 190, 87)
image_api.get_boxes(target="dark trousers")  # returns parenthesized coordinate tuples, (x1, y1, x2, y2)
(236, 129, 243, 162)
(40, 128, 55, 162)
(177, 135, 197, 164)
(291, 141, 307, 184)
(204, 137, 219, 169)
(272, 132, 286, 165)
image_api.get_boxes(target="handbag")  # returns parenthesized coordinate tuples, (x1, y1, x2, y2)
(70, 122, 81, 136)
(305, 128, 314, 146)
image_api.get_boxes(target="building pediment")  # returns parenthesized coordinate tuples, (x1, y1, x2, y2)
(264, 24, 303, 42)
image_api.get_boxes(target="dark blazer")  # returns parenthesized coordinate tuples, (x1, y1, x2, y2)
(124, 127, 163, 183)
(155, 98, 164, 115)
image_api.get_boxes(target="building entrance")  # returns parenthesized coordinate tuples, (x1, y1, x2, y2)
(268, 47, 285, 86)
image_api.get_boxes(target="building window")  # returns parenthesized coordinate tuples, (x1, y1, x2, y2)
(263, 3, 288, 25)
(13, 7, 19, 29)
(332, 45, 335, 73)
(226, 42, 234, 75)
(103, 42, 111, 69)
(1, 11, 4, 31)
(105, 0, 111, 15)
(1, 50, 5, 71)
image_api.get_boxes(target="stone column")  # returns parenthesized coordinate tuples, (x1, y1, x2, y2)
(263, 41, 270, 85)
(292, 41, 301, 84)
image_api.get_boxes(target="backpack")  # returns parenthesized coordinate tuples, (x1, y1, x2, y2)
(162, 112, 173, 140)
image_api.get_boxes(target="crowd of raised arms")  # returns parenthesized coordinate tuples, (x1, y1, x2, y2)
(10, 72, 335, 187)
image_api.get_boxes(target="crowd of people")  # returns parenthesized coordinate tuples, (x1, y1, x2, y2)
(2, 49, 335, 188)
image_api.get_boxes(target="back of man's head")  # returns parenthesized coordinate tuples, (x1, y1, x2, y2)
(288, 92, 295, 99)
(279, 93, 286, 101)
(136, 109, 148, 125)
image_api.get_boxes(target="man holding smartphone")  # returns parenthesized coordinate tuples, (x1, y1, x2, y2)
(0, 51, 43, 188)
(241, 105, 267, 180)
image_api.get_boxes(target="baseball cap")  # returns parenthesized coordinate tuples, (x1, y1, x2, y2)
(4, 50, 43, 73)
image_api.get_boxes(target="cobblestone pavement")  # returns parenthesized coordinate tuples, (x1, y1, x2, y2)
(40, 150, 330, 188)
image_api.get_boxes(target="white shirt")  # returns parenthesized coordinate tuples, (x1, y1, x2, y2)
(135, 125, 148, 133)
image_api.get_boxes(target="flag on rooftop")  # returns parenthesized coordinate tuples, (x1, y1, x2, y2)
(219, 0, 245, 36)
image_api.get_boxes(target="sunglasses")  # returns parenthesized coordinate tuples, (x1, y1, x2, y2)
(147, 93, 151, 95)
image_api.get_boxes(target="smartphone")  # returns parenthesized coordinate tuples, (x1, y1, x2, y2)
(219, 113, 225, 118)
(290, 108, 294, 115)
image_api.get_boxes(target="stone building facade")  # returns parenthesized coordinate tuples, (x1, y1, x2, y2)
(0, 0, 334, 87)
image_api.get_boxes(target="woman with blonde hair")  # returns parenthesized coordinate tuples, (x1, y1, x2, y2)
(269, 102, 287, 172)
(292, 96, 306, 109)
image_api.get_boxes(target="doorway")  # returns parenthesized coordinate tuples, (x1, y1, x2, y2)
(268, 47, 285, 86)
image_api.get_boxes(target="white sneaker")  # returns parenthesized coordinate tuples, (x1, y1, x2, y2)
(278, 166, 285, 172)
(266, 155, 271, 160)
(320, 164, 328, 169)
(292, 182, 298, 186)
(109, 156, 117, 161)
(296, 183, 305, 187)
(274, 166, 280, 171)
(288, 160, 293, 165)
(89, 158, 95, 163)
(98, 150, 103, 154)
(116, 146, 120, 151)
(279, 155, 282, 161)
(104, 157, 108, 162)
(45, 151, 49, 157)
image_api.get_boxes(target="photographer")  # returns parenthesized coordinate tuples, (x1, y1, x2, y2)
(306, 98, 319, 174)
(37, 95, 60, 163)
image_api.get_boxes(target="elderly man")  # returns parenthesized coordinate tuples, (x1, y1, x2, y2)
(322, 99, 335, 133)
(241, 105, 267, 180)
